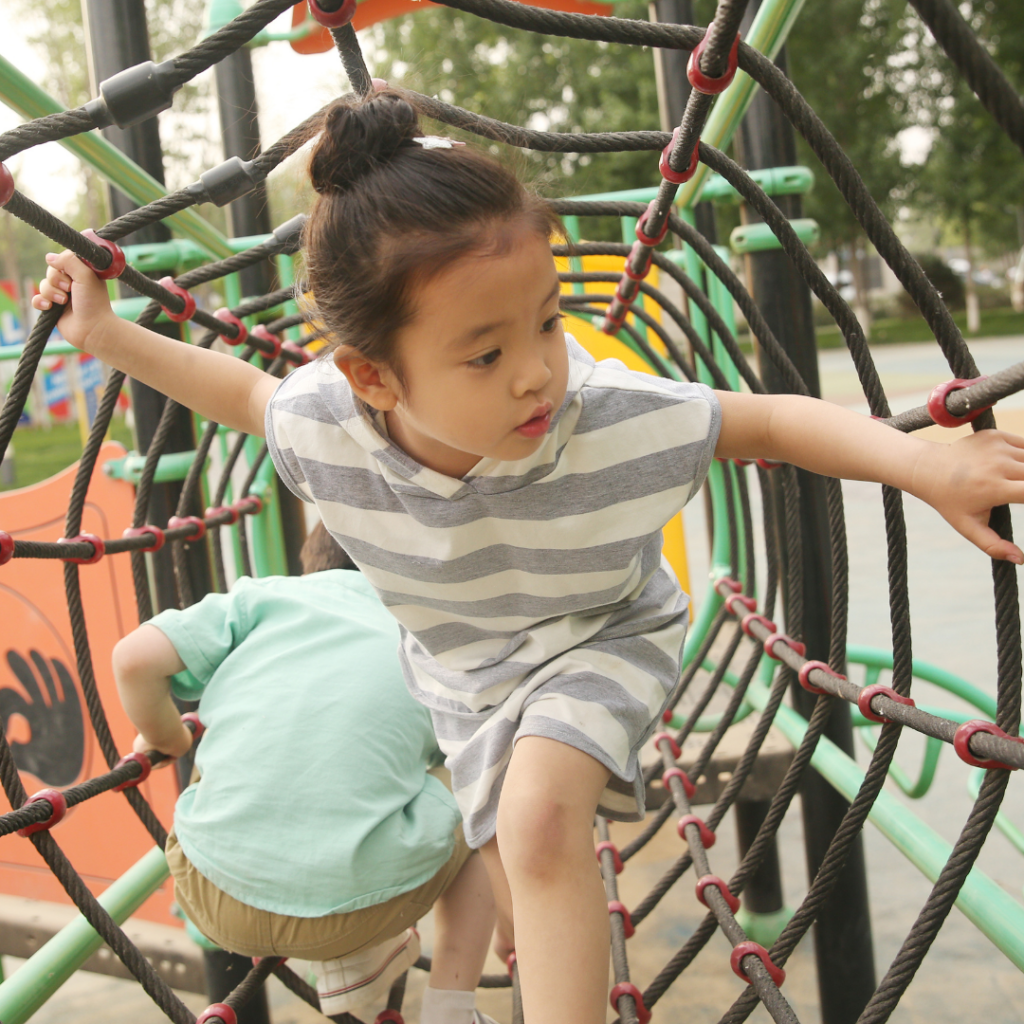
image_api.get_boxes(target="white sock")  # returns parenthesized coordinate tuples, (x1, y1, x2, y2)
(420, 986, 476, 1024)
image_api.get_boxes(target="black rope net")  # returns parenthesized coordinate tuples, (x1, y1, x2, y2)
(0, 0, 1022, 1021)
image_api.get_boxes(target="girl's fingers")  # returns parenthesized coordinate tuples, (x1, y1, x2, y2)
(954, 515, 1024, 564)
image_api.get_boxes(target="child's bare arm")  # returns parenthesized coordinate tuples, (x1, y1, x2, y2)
(34, 251, 278, 437)
(112, 625, 193, 760)
(715, 390, 1024, 564)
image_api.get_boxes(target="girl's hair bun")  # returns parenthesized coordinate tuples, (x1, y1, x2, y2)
(310, 92, 421, 194)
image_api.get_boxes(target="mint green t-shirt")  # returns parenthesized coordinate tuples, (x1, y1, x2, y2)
(148, 570, 460, 918)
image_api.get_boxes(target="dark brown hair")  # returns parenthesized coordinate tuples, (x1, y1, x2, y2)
(303, 90, 563, 374)
(300, 521, 356, 574)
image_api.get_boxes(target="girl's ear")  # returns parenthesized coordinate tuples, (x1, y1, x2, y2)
(333, 346, 401, 411)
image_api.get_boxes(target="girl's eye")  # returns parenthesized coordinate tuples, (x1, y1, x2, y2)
(469, 349, 501, 368)
(541, 313, 565, 334)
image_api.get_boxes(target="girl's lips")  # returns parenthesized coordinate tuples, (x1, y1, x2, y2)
(515, 406, 552, 438)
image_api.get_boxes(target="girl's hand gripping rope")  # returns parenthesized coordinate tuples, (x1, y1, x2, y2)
(715, 389, 1024, 564)
(33, 250, 278, 438)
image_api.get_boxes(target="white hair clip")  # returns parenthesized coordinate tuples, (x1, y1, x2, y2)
(413, 135, 466, 150)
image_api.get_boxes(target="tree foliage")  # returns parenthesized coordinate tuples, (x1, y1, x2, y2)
(366, 0, 662, 204)
(911, 0, 1024, 257)
(785, 0, 914, 253)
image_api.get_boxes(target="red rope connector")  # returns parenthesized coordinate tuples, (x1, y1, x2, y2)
(168, 515, 207, 540)
(714, 577, 743, 597)
(157, 277, 196, 323)
(953, 720, 1024, 771)
(282, 340, 311, 365)
(725, 592, 757, 617)
(623, 241, 654, 281)
(763, 632, 806, 661)
(614, 280, 636, 307)
(687, 31, 741, 94)
(926, 376, 991, 428)
(740, 612, 776, 641)
(601, 311, 627, 336)
(635, 204, 670, 247)
(0, 531, 14, 565)
(730, 940, 786, 987)
(58, 534, 105, 564)
(695, 874, 740, 913)
(251, 324, 282, 359)
(196, 1004, 237, 1024)
(677, 813, 716, 849)
(17, 788, 67, 837)
(857, 683, 915, 724)
(182, 711, 205, 742)
(206, 505, 240, 526)
(234, 494, 264, 516)
(308, 0, 357, 28)
(610, 982, 651, 1024)
(798, 660, 844, 696)
(608, 899, 635, 938)
(756, 458, 782, 469)
(214, 308, 248, 346)
(596, 840, 624, 875)
(0, 163, 14, 207)
(80, 230, 126, 280)
(659, 126, 701, 185)
(662, 766, 696, 799)
(123, 524, 165, 553)
(652, 731, 682, 759)
(113, 751, 152, 791)
(374, 1013, 404, 1024)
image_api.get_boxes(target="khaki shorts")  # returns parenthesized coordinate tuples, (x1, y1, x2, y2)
(166, 826, 472, 960)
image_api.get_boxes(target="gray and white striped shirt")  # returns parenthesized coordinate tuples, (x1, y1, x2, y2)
(266, 337, 721, 843)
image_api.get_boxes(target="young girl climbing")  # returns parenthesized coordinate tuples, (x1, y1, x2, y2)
(35, 90, 1024, 1024)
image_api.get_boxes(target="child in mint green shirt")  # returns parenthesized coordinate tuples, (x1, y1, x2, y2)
(112, 524, 496, 1024)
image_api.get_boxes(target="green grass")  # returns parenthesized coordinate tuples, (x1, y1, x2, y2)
(814, 306, 1024, 349)
(1, 418, 134, 492)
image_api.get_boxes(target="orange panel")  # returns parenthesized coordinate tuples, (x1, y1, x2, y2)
(0, 443, 180, 927)
(290, 0, 613, 54)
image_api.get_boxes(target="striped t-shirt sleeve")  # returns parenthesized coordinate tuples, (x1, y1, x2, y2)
(265, 368, 317, 503)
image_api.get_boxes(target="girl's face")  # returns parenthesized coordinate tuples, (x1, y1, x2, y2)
(338, 223, 569, 479)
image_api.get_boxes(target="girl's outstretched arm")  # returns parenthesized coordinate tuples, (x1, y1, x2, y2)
(34, 251, 278, 437)
(714, 389, 1024, 564)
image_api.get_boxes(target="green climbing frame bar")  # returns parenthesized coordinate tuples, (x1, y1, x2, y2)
(0, 57, 233, 260)
(0, 846, 169, 1024)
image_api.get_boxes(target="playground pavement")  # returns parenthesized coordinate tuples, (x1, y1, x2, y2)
(12, 337, 1024, 1023)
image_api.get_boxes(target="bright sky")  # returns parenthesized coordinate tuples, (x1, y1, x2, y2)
(0, 7, 368, 222)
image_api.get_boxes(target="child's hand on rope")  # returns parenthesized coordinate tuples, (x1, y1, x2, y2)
(32, 250, 117, 353)
(131, 723, 194, 768)
(907, 428, 1024, 564)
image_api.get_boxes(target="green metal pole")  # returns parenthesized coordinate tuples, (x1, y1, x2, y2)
(0, 846, 169, 1024)
(675, 0, 810, 209)
(0, 56, 233, 260)
(743, 665, 1024, 969)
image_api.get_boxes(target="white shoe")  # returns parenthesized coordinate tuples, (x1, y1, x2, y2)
(310, 928, 420, 1018)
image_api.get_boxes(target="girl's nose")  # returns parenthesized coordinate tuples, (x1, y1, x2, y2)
(512, 350, 553, 397)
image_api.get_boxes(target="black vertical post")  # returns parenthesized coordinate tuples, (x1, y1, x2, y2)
(650, 2, 794, 932)
(213, 48, 306, 576)
(83, 5, 269, 1020)
(733, 10, 876, 1023)
(82, 0, 211, 613)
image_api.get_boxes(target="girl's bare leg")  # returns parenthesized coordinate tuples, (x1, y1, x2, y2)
(488, 736, 612, 1024)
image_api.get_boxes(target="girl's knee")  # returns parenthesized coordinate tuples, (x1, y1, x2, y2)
(496, 789, 589, 881)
